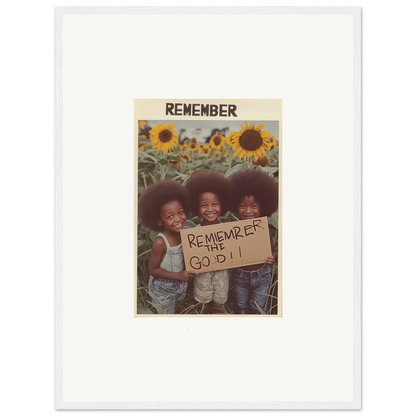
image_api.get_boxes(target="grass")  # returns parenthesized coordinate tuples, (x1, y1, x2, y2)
(137, 252, 279, 315)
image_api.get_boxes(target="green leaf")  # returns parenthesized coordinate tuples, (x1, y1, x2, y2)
(137, 240, 144, 248)
(138, 162, 156, 170)
(149, 231, 159, 242)
(138, 151, 157, 162)
(256, 166, 278, 177)
(137, 307, 154, 314)
(219, 212, 238, 223)
(224, 162, 251, 177)
(138, 137, 150, 145)
(165, 154, 182, 162)
(185, 220, 197, 229)
(253, 300, 266, 314)
(268, 211, 279, 229)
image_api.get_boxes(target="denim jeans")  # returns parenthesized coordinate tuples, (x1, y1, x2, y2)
(231, 264, 271, 314)
(148, 275, 187, 314)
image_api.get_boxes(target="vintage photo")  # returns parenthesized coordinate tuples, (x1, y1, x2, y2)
(135, 100, 281, 315)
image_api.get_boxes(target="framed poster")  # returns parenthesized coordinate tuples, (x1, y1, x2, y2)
(55, 7, 361, 409)
(134, 99, 281, 316)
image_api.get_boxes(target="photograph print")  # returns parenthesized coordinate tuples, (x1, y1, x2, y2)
(135, 100, 281, 316)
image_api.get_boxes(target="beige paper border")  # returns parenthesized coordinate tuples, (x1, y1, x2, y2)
(133, 99, 282, 317)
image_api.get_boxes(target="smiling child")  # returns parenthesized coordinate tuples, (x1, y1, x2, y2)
(228, 169, 278, 314)
(185, 171, 230, 313)
(139, 179, 195, 314)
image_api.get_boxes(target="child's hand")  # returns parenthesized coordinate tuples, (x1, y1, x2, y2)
(265, 255, 276, 265)
(177, 270, 196, 282)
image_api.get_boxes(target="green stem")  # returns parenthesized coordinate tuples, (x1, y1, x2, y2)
(148, 172, 157, 183)
(228, 153, 233, 169)
(163, 165, 171, 179)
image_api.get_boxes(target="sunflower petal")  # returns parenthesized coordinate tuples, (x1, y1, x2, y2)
(254, 123, 265, 131)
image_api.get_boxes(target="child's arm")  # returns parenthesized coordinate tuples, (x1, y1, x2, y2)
(265, 231, 277, 265)
(149, 237, 195, 282)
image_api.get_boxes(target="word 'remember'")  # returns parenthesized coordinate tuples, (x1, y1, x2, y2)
(166, 103, 238, 117)
(186, 219, 262, 252)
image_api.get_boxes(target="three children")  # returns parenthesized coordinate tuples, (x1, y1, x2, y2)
(138, 169, 278, 315)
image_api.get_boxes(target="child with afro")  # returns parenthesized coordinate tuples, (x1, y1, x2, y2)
(185, 171, 230, 314)
(228, 169, 278, 314)
(139, 179, 195, 314)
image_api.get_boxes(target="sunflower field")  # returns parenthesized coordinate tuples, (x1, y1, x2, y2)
(137, 120, 279, 314)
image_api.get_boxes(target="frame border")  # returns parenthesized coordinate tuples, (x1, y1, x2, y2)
(49, 2, 367, 415)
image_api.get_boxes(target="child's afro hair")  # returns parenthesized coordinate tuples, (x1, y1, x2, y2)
(185, 170, 229, 215)
(228, 169, 278, 217)
(138, 179, 189, 231)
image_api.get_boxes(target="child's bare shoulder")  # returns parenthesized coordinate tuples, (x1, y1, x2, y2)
(152, 236, 167, 251)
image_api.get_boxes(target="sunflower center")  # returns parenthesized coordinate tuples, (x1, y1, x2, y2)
(213, 136, 221, 145)
(254, 156, 269, 166)
(190, 143, 196, 149)
(239, 130, 263, 151)
(159, 130, 172, 143)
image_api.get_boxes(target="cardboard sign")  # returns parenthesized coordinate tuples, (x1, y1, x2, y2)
(180, 217, 271, 273)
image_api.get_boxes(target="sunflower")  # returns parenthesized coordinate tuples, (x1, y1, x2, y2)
(180, 154, 192, 163)
(268, 135, 278, 148)
(253, 156, 270, 167)
(167, 153, 192, 167)
(149, 122, 179, 153)
(138, 120, 148, 135)
(229, 121, 272, 161)
(138, 120, 148, 128)
(180, 143, 190, 152)
(168, 159, 183, 167)
(223, 131, 234, 148)
(209, 131, 226, 149)
(188, 142, 200, 152)
(200, 145, 211, 156)
(211, 150, 223, 158)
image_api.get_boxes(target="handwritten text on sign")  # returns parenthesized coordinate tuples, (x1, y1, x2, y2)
(180, 217, 271, 273)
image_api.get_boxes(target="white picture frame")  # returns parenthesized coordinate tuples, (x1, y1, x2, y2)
(55, 6, 361, 409)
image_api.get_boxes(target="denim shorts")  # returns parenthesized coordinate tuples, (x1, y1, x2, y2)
(148, 275, 187, 314)
(232, 264, 271, 314)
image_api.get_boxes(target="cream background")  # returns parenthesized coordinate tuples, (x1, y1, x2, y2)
(60, 12, 355, 405)
(134, 99, 282, 121)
